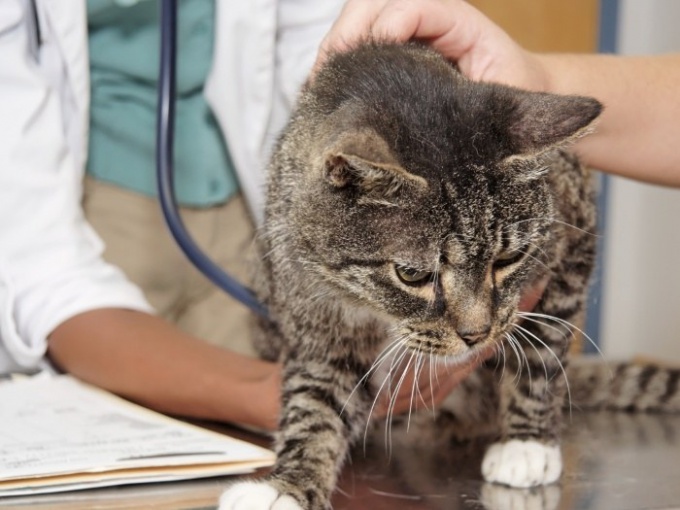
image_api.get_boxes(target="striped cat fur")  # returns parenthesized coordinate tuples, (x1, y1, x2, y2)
(219, 42, 678, 510)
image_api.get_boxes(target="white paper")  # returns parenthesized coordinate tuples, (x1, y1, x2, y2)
(0, 375, 275, 496)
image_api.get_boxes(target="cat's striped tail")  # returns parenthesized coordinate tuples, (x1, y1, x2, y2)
(566, 358, 680, 413)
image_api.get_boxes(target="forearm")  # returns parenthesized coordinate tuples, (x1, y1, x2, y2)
(48, 308, 280, 431)
(537, 53, 680, 186)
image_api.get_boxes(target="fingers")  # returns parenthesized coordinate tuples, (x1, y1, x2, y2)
(314, 0, 542, 88)
(321, 0, 389, 53)
(314, 0, 487, 74)
(313, 0, 389, 75)
(369, 0, 483, 58)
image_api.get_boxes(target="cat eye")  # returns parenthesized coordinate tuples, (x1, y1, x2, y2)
(493, 249, 526, 270)
(395, 265, 434, 285)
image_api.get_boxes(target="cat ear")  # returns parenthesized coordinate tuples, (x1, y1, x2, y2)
(507, 90, 603, 154)
(323, 130, 427, 195)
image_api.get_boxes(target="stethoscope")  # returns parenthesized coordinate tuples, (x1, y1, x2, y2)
(156, 0, 268, 318)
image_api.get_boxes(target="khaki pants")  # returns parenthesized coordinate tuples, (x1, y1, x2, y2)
(82, 177, 258, 357)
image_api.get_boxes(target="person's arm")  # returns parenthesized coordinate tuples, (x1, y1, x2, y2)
(50, 304, 511, 427)
(48, 309, 282, 431)
(536, 53, 680, 186)
(317, 0, 680, 187)
(0, 0, 159, 374)
(0, 2, 277, 432)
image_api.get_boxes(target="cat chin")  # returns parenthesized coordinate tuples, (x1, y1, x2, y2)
(438, 348, 483, 367)
(437, 342, 497, 367)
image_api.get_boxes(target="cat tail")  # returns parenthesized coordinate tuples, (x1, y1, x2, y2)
(566, 357, 680, 413)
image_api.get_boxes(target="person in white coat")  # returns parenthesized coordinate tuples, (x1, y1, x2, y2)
(0, 0, 350, 431)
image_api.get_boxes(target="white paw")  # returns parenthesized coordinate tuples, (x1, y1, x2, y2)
(481, 440, 562, 488)
(218, 481, 303, 510)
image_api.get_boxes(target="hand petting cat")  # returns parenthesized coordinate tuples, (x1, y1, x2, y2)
(315, 0, 547, 91)
(317, 0, 680, 187)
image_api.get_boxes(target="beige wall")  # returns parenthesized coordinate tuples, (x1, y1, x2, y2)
(467, 0, 599, 52)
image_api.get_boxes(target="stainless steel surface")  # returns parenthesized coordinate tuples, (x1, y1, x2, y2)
(333, 412, 680, 510)
(1, 412, 678, 509)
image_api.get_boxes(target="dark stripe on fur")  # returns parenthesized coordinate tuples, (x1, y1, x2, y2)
(660, 370, 680, 404)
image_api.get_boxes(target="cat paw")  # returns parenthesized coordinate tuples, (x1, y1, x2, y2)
(218, 481, 303, 510)
(481, 440, 562, 488)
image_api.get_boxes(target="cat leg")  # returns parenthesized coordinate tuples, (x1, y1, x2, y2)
(483, 164, 596, 487)
(219, 353, 370, 510)
(481, 337, 567, 487)
(483, 276, 587, 487)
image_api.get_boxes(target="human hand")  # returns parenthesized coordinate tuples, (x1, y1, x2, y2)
(372, 277, 548, 418)
(315, 0, 548, 92)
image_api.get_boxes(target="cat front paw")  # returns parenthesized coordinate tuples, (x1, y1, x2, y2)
(481, 439, 562, 488)
(218, 481, 303, 510)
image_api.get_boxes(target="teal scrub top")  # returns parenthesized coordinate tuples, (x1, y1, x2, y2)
(87, 0, 238, 207)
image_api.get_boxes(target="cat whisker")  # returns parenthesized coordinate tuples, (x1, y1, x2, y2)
(356, 335, 409, 400)
(369, 337, 412, 426)
(345, 337, 406, 417)
(517, 249, 552, 273)
(503, 333, 524, 385)
(516, 314, 571, 343)
(512, 236, 552, 266)
(510, 217, 600, 238)
(413, 353, 433, 413)
(496, 340, 508, 381)
(357, 338, 407, 408)
(513, 324, 573, 418)
(363, 340, 411, 453)
(507, 331, 534, 391)
(517, 311, 605, 362)
(428, 351, 437, 418)
(413, 353, 431, 412)
(407, 354, 425, 432)
(520, 237, 549, 255)
(513, 327, 550, 383)
(386, 349, 417, 456)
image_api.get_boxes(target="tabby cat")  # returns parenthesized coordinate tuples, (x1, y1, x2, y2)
(219, 42, 680, 510)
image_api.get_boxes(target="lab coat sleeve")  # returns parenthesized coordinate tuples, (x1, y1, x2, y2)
(0, 1, 152, 373)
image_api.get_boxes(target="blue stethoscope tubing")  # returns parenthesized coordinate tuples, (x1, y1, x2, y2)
(156, 0, 269, 318)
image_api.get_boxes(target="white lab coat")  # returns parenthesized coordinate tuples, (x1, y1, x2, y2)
(0, 0, 343, 373)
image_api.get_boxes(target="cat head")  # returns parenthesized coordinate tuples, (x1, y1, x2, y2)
(286, 42, 601, 360)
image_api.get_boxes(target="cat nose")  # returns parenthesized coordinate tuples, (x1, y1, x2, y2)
(457, 326, 491, 346)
